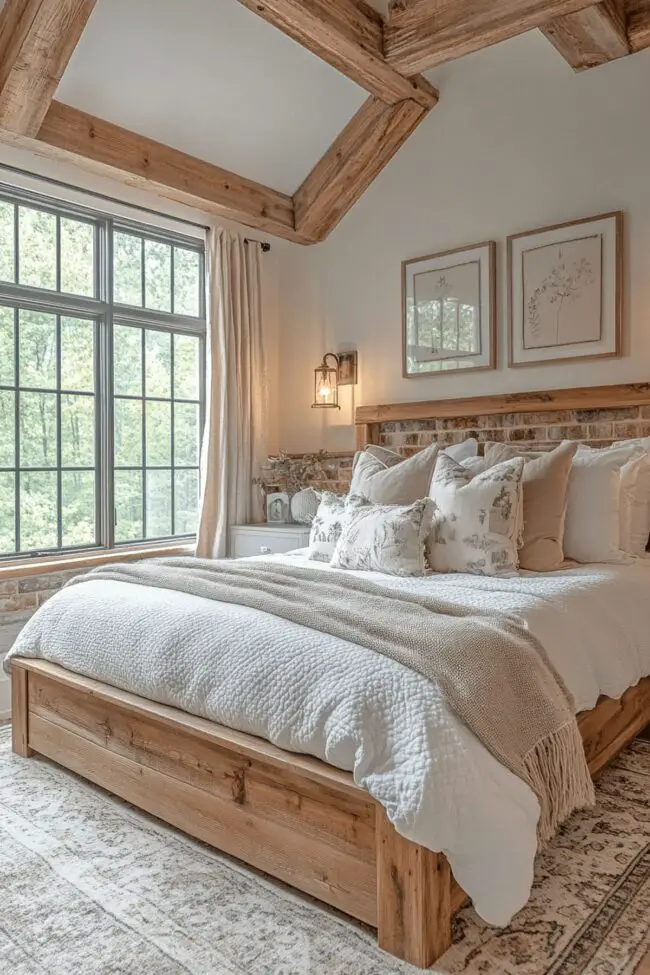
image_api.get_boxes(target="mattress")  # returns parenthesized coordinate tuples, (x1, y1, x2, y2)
(5, 553, 650, 928)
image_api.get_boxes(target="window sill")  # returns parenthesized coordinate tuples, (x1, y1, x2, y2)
(0, 542, 195, 581)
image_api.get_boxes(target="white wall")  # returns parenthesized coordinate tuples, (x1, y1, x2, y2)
(276, 33, 650, 453)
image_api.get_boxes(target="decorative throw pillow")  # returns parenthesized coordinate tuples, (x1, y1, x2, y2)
(575, 442, 650, 558)
(427, 454, 525, 576)
(563, 446, 642, 564)
(307, 493, 346, 563)
(331, 496, 435, 576)
(349, 443, 439, 504)
(483, 440, 578, 571)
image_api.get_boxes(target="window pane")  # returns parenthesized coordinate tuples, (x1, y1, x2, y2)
(0, 390, 15, 467)
(146, 400, 171, 466)
(115, 469, 142, 542)
(0, 471, 15, 554)
(174, 469, 198, 535)
(114, 399, 142, 467)
(60, 218, 94, 297)
(20, 392, 57, 467)
(0, 201, 15, 284)
(114, 324, 142, 396)
(144, 240, 171, 312)
(19, 310, 57, 389)
(62, 471, 95, 547)
(174, 402, 199, 466)
(61, 317, 94, 392)
(0, 306, 14, 386)
(145, 329, 171, 397)
(18, 207, 56, 291)
(61, 395, 95, 468)
(114, 232, 143, 306)
(146, 469, 171, 538)
(173, 247, 200, 317)
(173, 334, 200, 400)
(20, 471, 57, 551)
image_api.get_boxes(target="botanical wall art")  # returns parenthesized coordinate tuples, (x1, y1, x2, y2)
(508, 212, 622, 367)
(403, 241, 496, 378)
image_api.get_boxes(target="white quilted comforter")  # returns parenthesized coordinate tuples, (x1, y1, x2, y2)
(6, 553, 650, 926)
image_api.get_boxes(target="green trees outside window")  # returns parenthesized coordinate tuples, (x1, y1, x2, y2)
(0, 190, 205, 558)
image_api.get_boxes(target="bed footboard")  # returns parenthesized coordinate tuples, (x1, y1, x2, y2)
(10, 658, 455, 969)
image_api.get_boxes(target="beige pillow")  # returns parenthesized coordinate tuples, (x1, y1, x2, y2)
(349, 443, 439, 504)
(483, 441, 578, 572)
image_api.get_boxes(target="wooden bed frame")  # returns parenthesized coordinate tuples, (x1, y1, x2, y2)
(10, 381, 650, 969)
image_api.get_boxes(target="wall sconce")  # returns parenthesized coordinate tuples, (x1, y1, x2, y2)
(312, 351, 358, 410)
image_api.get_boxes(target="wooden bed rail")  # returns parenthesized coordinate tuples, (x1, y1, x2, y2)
(11, 659, 650, 968)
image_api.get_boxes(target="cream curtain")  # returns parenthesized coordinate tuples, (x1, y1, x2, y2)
(196, 228, 267, 559)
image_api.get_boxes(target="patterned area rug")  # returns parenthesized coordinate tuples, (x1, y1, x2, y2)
(0, 726, 648, 974)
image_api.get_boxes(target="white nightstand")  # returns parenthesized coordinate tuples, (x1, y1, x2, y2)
(230, 524, 311, 559)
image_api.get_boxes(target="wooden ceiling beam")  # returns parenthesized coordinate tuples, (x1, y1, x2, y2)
(384, 0, 601, 75)
(542, 1, 629, 71)
(628, 0, 650, 52)
(234, 0, 438, 108)
(0, 101, 313, 244)
(0, 0, 97, 137)
(294, 95, 429, 242)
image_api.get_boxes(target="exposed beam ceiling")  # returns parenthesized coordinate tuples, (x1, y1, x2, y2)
(628, 0, 650, 50)
(0, 0, 97, 137)
(384, 0, 603, 75)
(543, 1, 630, 70)
(294, 95, 429, 241)
(234, 0, 438, 108)
(0, 0, 648, 246)
(0, 101, 308, 243)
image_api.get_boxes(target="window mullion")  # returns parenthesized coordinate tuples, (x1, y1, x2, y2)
(99, 216, 114, 550)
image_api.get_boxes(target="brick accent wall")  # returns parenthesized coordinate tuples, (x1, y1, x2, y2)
(379, 405, 650, 455)
(295, 404, 650, 496)
(0, 568, 87, 717)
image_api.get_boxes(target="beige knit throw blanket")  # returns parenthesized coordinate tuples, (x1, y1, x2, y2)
(75, 557, 595, 842)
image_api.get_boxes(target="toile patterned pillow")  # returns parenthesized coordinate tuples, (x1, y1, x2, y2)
(427, 454, 525, 576)
(330, 495, 436, 576)
(307, 493, 347, 563)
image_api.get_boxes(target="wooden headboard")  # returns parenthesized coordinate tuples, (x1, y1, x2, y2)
(354, 382, 650, 456)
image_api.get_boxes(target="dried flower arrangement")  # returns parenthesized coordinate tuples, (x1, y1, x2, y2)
(258, 449, 333, 495)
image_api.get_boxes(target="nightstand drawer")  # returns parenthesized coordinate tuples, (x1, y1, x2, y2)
(230, 525, 311, 559)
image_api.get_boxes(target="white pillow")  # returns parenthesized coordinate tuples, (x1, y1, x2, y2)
(427, 454, 525, 576)
(307, 493, 346, 563)
(565, 446, 643, 563)
(461, 456, 488, 475)
(566, 440, 650, 561)
(349, 443, 439, 504)
(331, 496, 435, 576)
(613, 437, 650, 555)
(445, 438, 479, 462)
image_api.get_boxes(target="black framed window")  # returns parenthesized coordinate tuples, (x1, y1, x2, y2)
(0, 186, 205, 560)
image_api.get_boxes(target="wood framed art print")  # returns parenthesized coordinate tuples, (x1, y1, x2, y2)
(403, 241, 496, 378)
(508, 211, 622, 368)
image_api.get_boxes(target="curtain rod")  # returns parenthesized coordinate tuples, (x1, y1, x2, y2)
(0, 161, 272, 250)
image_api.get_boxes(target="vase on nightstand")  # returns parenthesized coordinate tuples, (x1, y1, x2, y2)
(289, 488, 319, 525)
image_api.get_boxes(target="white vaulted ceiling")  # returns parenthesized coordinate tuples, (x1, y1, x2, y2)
(56, 0, 369, 194)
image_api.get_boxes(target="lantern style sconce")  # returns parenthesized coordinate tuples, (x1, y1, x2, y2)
(312, 351, 358, 410)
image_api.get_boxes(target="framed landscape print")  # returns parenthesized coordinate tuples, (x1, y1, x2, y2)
(402, 240, 496, 378)
(508, 211, 622, 367)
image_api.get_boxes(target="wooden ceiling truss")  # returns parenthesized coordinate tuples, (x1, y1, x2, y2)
(0, 0, 648, 244)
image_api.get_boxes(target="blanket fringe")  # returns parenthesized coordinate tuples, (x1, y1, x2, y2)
(523, 721, 596, 846)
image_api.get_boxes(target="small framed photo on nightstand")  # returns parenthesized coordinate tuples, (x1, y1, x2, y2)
(266, 492, 290, 524)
